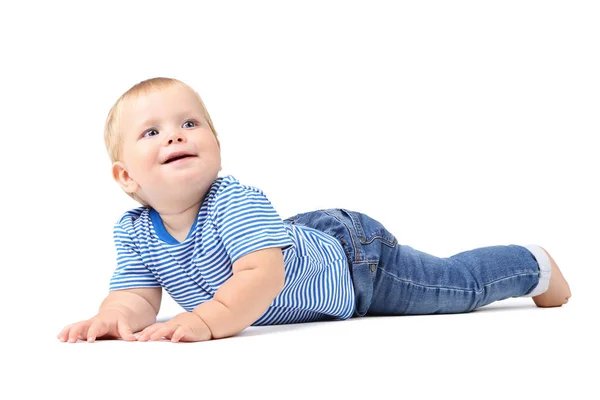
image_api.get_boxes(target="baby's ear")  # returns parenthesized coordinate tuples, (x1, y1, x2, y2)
(112, 161, 139, 194)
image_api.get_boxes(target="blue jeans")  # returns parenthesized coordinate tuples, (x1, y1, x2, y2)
(284, 208, 549, 317)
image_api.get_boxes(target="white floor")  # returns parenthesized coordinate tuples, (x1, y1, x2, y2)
(9, 292, 594, 400)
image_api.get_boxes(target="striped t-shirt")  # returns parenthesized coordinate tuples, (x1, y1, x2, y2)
(109, 175, 356, 325)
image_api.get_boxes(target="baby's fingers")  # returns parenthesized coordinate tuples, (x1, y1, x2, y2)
(137, 323, 162, 342)
(116, 319, 136, 341)
(57, 324, 76, 342)
(66, 322, 89, 343)
(86, 320, 109, 343)
(171, 326, 188, 343)
(149, 325, 175, 341)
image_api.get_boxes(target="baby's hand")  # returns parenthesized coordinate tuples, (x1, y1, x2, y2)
(137, 312, 212, 343)
(57, 310, 137, 343)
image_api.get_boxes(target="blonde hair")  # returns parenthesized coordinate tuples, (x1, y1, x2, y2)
(103, 77, 220, 206)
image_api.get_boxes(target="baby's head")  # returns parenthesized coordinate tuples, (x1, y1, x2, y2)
(104, 77, 222, 210)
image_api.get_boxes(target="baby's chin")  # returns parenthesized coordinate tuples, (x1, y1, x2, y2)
(151, 177, 214, 201)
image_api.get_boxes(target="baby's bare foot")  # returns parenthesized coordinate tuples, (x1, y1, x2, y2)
(532, 247, 572, 307)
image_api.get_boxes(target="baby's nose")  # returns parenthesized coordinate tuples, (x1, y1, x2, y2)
(168, 137, 183, 144)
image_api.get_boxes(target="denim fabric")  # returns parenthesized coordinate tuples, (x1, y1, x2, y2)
(283, 208, 541, 317)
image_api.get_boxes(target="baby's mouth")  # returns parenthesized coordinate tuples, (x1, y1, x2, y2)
(164, 155, 194, 164)
(162, 152, 196, 164)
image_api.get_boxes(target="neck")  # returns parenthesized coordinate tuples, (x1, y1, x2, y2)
(155, 200, 202, 237)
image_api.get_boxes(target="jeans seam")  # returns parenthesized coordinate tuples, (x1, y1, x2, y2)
(322, 209, 362, 262)
(378, 267, 539, 294)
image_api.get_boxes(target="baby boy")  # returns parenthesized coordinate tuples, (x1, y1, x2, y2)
(57, 77, 571, 343)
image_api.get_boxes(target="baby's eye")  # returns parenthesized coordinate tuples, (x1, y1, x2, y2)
(143, 129, 159, 138)
(183, 120, 197, 128)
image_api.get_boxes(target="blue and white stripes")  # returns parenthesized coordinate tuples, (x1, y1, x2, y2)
(109, 175, 355, 325)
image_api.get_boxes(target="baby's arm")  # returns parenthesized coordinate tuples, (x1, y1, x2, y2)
(58, 287, 161, 342)
(99, 287, 162, 332)
(193, 246, 285, 339)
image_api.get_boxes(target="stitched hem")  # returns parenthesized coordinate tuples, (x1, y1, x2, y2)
(521, 244, 552, 297)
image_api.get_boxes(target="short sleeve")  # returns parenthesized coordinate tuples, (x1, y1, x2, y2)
(109, 221, 161, 290)
(213, 181, 293, 265)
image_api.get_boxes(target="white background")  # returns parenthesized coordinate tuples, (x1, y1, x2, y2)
(1, 0, 598, 399)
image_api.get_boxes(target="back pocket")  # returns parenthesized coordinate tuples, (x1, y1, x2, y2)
(340, 209, 397, 248)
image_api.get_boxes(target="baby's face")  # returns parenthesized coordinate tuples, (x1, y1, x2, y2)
(115, 84, 221, 208)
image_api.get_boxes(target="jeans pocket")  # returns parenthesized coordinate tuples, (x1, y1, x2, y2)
(339, 208, 397, 248)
